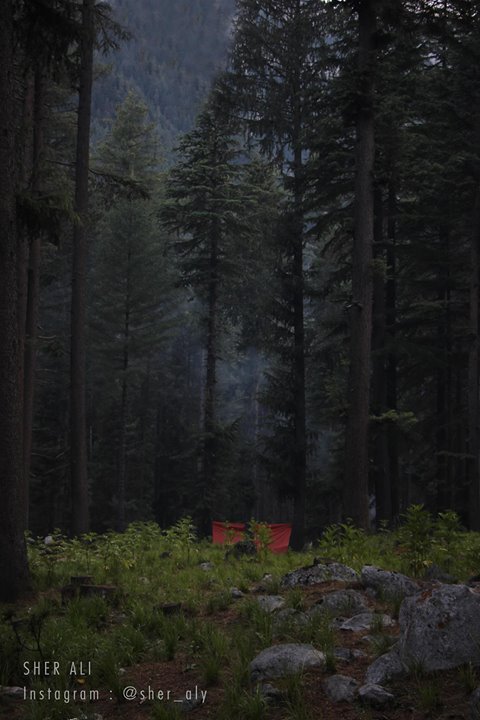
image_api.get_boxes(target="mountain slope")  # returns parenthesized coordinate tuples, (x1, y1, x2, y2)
(93, 0, 236, 150)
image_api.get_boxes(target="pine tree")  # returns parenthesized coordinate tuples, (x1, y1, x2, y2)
(91, 91, 172, 530)
(223, 0, 331, 547)
(162, 98, 243, 533)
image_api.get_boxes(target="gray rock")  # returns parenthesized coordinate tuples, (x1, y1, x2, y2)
(323, 675, 359, 703)
(361, 565, 419, 599)
(179, 698, 202, 712)
(0, 686, 24, 698)
(254, 574, 274, 592)
(334, 647, 367, 662)
(470, 687, 480, 719)
(310, 589, 368, 618)
(281, 561, 358, 588)
(257, 595, 286, 613)
(259, 683, 285, 704)
(365, 647, 405, 685)
(338, 612, 395, 632)
(231, 587, 244, 599)
(273, 608, 309, 627)
(358, 683, 395, 707)
(199, 562, 214, 571)
(250, 643, 325, 683)
(425, 563, 457, 584)
(398, 584, 480, 671)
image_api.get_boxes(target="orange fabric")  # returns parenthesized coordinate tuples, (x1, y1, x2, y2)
(212, 521, 292, 554)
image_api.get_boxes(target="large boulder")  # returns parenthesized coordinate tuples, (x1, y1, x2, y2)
(361, 566, 419, 599)
(358, 683, 395, 707)
(250, 644, 325, 683)
(398, 584, 480, 671)
(257, 595, 286, 613)
(281, 561, 358, 588)
(310, 589, 368, 618)
(470, 687, 480, 720)
(323, 675, 359, 703)
(365, 646, 405, 685)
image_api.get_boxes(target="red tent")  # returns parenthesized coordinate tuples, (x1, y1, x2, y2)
(212, 521, 292, 554)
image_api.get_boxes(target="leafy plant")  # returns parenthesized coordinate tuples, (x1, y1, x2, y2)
(164, 517, 197, 565)
(397, 505, 434, 576)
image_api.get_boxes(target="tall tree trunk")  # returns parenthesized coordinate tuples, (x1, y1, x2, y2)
(372, 185, 392, 525)
(16, 73, 36, 527)
(385, 180, 399, 518)
(435, 229, 452, 513)
(23, 70, 45, 528)
(117, 244, 131, 532)
(290, 141, 307, 550)
(70, 0, 94, 536)
(468, 187, 480, 529)
(200, 223, 219, 535)
(343, 0, 376, 529)
(0, 0, 32, 602)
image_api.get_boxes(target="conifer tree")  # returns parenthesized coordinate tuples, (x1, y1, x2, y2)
(223, 0, 331, 547)
(91, 91, 172, 530)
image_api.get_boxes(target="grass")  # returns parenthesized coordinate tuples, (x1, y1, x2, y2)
(3, 515, 480, 720)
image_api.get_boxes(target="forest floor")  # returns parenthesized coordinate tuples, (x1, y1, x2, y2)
(1, 515, 479, 720)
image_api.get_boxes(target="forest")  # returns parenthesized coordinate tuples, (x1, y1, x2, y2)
(2, 0, 480, 608)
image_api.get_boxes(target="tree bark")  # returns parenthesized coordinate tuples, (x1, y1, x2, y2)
(290, 139, 307, 550)
(468, 187, 480, 529)
(386, 180, 399, 518)
(117, 243, 131, 532)
(372, 185, 392, 525)
(23, 70, 46, 528)
(200, 221, 219, 535)
(343, 0, 376, 529)
(70, 0, 94, 536)
(0, 0, 32, 602)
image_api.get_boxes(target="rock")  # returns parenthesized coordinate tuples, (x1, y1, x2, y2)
(250, 643, 325, 683)
(0, 686, 24, 698)
(61, 584, 117, 604)
(323, 675, 359, 703)
(361, 566, 419, 599)
(470, 687, 480, 719)
(398, 584, 480, 671)
(358, 683, 394, 707)
(365, 647, 405, 685)
(179, 698, 202, 712)
(334, 647, 367, 662)
(44, 535, 54, 545)
(159, 602, 183, 615)
(338, 612, 395, 632)
(257, 595, 286, 613)
(199, 562, 214, 571)
(311, 589, 368, 618)
(259, 683, 285, 704)
(226, 541, 257, 559)
(253, 573, 274, 592)
(231, 587, 244, 599)
(425, 563, 457, 584)
(281, 561, 358, 588)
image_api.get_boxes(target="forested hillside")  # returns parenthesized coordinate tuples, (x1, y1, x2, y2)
(92, 0, 236, 148)
(3, 0, 480, 606)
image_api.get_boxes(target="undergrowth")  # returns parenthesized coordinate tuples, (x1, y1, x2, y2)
(1, 509, 479, 720)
